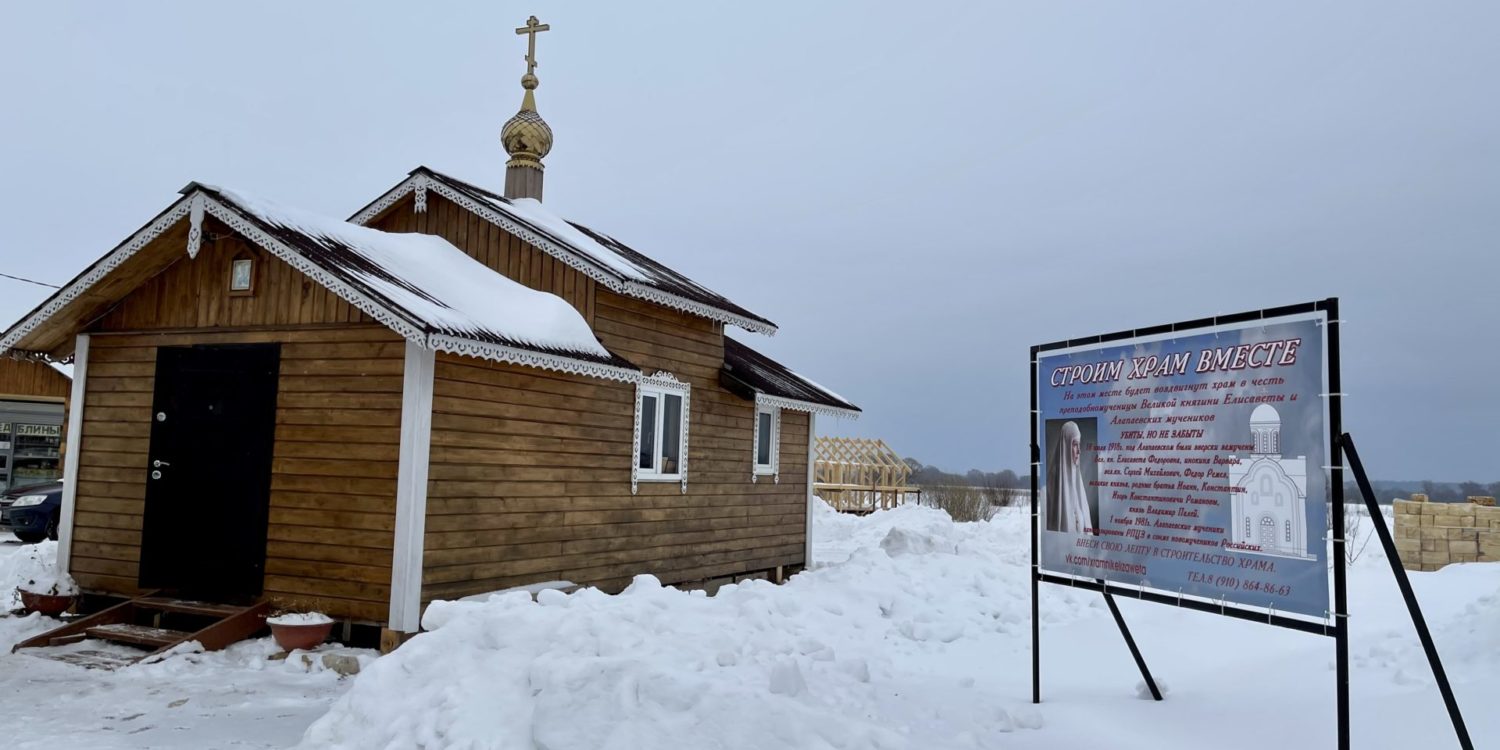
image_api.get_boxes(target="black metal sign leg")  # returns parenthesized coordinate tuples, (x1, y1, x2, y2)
(1102, 589, 1162, 701)
(1341, 433, 1474, 750)
(1030, 351, 1041, 705)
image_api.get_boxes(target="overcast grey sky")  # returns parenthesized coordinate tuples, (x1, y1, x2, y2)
(2, 1, 1495, 481)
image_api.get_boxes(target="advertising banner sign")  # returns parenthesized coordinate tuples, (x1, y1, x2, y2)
(1035, 310, 1332, 618)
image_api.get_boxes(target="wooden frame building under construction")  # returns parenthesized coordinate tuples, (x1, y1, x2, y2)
(1, 19, 858, 653)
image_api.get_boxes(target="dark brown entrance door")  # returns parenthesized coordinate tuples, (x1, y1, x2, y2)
(138, 344, 280, 600)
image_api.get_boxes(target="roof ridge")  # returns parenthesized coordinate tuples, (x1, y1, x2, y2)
(350, 168, 778, 335)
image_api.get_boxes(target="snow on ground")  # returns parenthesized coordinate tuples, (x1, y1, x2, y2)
(0, 533, 373, 750)
(2, 508, 1498, 749)
(299, 503, 1500, 749)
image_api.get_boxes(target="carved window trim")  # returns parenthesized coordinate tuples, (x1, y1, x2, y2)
(633, 371, 690, 494)
(752, 399, 780, 483)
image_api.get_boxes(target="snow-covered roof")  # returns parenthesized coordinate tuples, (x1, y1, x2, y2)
(721, 336, 859, 418)
(0, 185, 640, 382)
(349, 168, 779, 336)
(197, 185, 638, 378)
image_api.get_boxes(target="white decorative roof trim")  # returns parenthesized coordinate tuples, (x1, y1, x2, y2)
(412, 173, 429, 213)
(753, 392, 860, 420)
(618, 280, 777, 336)
(0, 188, 646, 388)
(428, 334, 638, 383)
(210, 198, 634, 382)
(351, 179, 416, 225)
(199, 197, 429, 344)
(349, 176, 778, 336)
(0, 197, 195, 355)
(186, 194, 206, 259)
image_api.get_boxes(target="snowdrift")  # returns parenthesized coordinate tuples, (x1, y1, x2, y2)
(297, 503, 1072, 749)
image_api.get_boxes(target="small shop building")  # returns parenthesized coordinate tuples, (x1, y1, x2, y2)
(0, 358, 69, 493)
(1, 21, 857, 654)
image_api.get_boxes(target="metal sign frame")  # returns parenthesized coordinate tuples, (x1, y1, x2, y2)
(1030, 296, 1474, 750)
(1029, 298, 1349, 744)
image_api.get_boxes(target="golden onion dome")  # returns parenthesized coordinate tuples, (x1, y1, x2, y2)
(501, 73, 553, 169)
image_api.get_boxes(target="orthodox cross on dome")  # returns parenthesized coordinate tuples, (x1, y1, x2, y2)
(515, 15, 550, 78)
(501, 14, 554, 201)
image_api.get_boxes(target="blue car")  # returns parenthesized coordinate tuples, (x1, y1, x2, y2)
(0, 480, 63, 544)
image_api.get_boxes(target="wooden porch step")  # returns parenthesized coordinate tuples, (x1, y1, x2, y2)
(85, 623, 191, 649)
(14, 593, 274, 669)
(133, 596, 245, 617)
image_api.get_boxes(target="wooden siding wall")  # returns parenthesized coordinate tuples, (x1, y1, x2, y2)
(74, 235, 406, 622)
(0, 358, 70, 401)
(95, 224, 378, 332)
(423, 289, 809, 601)
(72, 327, 402, 622)
(371, 195, 596, 323)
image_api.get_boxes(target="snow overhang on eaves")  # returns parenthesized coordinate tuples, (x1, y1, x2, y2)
(347, 170, 780, 337)
(0, 187, 642, 384)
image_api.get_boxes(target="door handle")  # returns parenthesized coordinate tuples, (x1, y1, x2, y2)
(153, 459, 170, 468)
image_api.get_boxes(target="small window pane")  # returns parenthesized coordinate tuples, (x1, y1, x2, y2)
(230, 259, 253, 291)
(638, 395, 657, 470)
(756, 412, 773, 466)
(661, 394, 682, 474)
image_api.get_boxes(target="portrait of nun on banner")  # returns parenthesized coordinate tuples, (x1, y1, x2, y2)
(1045, 419, 1097, 535)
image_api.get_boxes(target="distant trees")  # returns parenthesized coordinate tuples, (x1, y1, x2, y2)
(902, 457, 1032, 518)
(904, 458, 1029, 491)
(904, 456, 1496, 508)
(1421, 480, 1460, 503)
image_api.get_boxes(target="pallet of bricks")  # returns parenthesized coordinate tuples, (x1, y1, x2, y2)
(1393, 494, 1500, 571)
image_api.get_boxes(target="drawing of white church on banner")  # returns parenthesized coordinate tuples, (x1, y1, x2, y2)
(1227, 404, 1314, 559)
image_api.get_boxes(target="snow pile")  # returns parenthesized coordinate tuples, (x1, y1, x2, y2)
(130, 636, 376, 677)
(0, 539, 74, 651)
(457, 579, 576, 602)
(298, 503, 1065, 749)
(212, 187, 611, 358)
(2, 540, 77, 598)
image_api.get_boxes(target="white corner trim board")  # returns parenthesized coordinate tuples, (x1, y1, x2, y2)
(55, 333, 89, 575)
(805, 412, 817, 569)
(389, 342, 435, 633)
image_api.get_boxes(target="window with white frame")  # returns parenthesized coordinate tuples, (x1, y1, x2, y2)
(634, 373, 690, 491)
(752, 404, 779, 481)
